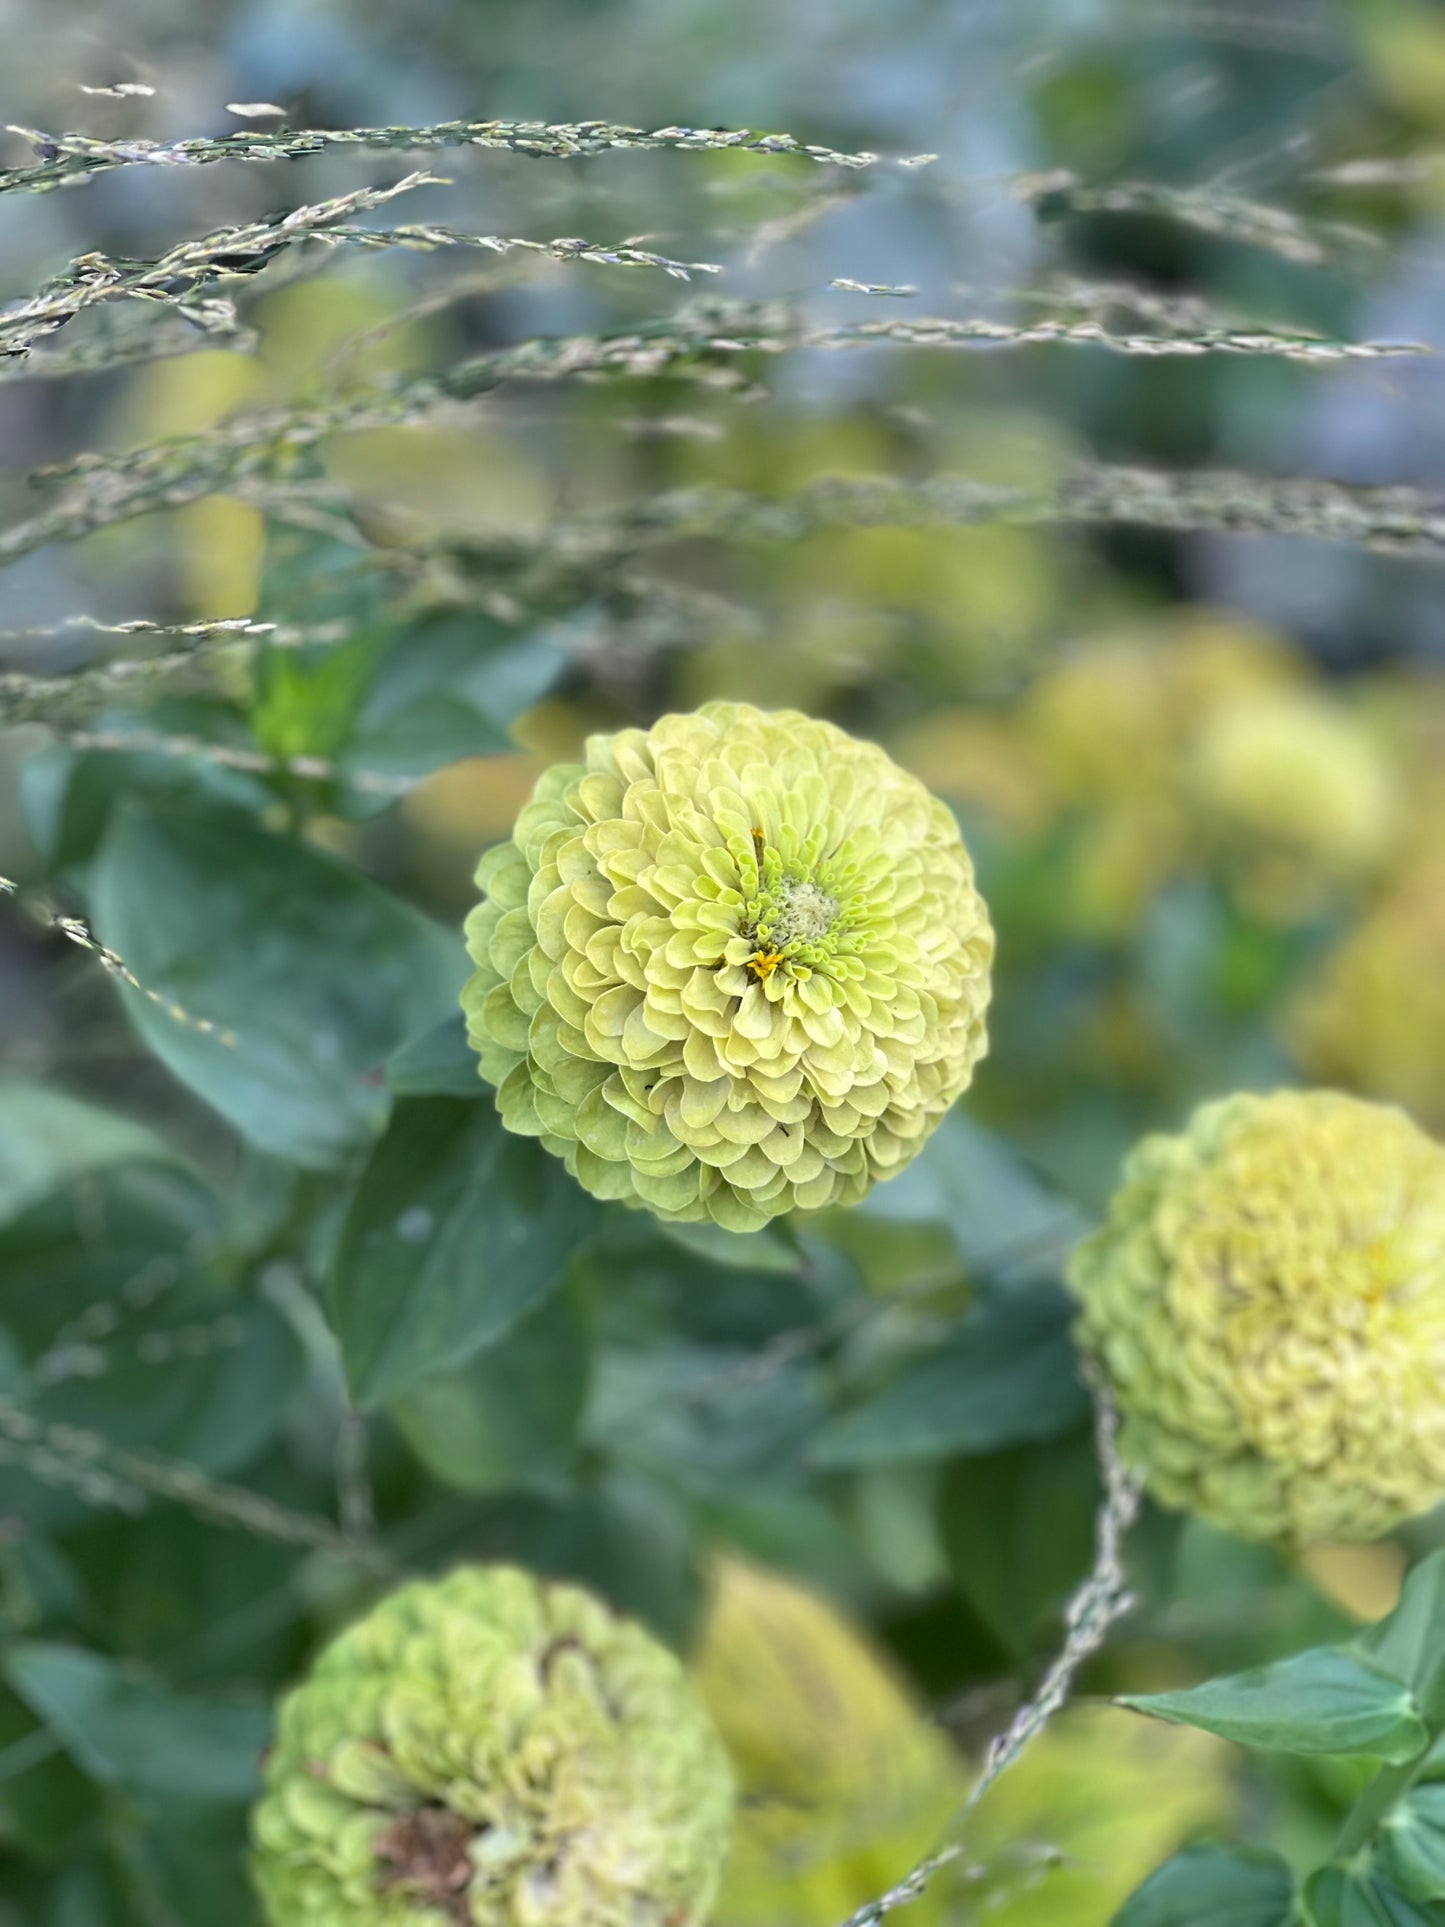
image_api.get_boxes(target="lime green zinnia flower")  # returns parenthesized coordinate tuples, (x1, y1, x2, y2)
(1070, 1090, 1445, 1544)
(462, 702, 993, 1230)
(251, 1566, 733, 1927)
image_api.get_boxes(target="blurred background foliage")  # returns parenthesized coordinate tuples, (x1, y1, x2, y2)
(0, 0, 1444, 1921)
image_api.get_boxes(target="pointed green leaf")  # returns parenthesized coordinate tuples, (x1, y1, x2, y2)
(330, 1097, 594, 1406)
(1123, 1648, 1428, 1761)
(5, 1644, 268, 1804)
(1379, 1785, 1445, 1903)
(812, 1283, 1088, 1466)
(1360, 1552, 1445, 1730)
(1306, 1864, 1438, 1926)
(386, 1012, 485, 1097)
(91, 798, 462, 1169)
(1115, 1843, 1297, 1925)
(389, 1286, 588, 1495)
(0, 1081, 169, 1228)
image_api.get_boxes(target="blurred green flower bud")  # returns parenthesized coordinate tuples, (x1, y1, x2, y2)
(1070, 1090, 1445, 1543)
(251, 1565, 733, 1926)
(462, 702, 993, 1231)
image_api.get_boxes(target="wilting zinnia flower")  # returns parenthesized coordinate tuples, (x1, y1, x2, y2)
(1069, 1090, 1445, 1543)
(251, 1565, 733, 1927)
(462, 702, 993, 1230)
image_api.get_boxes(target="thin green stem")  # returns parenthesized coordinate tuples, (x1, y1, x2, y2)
(1332, 1745, 1432, 1862)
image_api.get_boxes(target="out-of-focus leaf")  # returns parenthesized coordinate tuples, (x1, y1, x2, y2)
(330, 1096, 594, 1406)
(121, 1800, 259, 1927)
(390, 1285, 588, 1495)
(40, 1292, 304, 1477)
(385, 1012, 484, 1097)
(344, 615, 565, 785)
(420, 1472, 699, 1647)
(1379, 1784, 1445, 1902)
(0, 1163, 219, 1360)
(654, 1217, 802, 1275)
(1361, 1551, 1445, 1728)
(569, 1212, 825, 1353)
(938, 1430, 1100, 1657)
(1114, 1843, 1297, 1925)
(812, 1283, 1088, 1467)
(1306, 1863, 1437, 1926)
(20, 744, 270, 873)
(0, 1682, 103, 1864)
(360, 615, 565, 733)
(1123, 1649, 1428, 1762)
(4, 1645, 268, 1803)
(0, 1084, 169, 1229)
(91, 798, 462, 1169)
(857, 1110, 1089, 1280)
(587, 1340, 825, 1498)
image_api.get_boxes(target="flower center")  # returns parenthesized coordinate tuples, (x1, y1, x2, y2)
(775, 878, 839, 944)
(741, 863, 842, 980)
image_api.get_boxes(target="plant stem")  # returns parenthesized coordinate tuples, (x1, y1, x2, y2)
(1333, 1746, 1431, 1861)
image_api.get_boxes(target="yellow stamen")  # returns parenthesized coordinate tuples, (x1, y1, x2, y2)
(748, 949, 785, 982)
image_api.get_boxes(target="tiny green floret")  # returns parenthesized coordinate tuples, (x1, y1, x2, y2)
(462, 701, 994, 1231)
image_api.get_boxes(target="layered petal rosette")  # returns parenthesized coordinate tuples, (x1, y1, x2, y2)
(251, 1565, 733, 1927)
(462, 703, 994, 1230)
(1070, 1090, 1445, 1544)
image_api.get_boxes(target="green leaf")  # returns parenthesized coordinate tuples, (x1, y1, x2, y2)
(344, 615, 564, 786)
(1114, 1843, 1297, 1925)
(40, 1292, 304, 1477)
(938, 1431, 1101, 1658)
(386, 1012, 484, 1098)
(1123, 1649, 1429, 1762)
(1379, 1785, 1445, 1903)
(0, 1082, 169, 1229)
(119, 1800, 259, 1927)
(812, 1283, 1089, 1467)
(330, 1097, 595, 1406)
(0, 1163, 219, 1360)
(91, 798, 462, 1169)
(587, 1339, 825, 1499)
(654, 1216, 802, 1275)
(4, 1645, 268, 1804)
(1360, 1552, 1445, 1730)
(390, 1286, 588, 1495)
(858, 1109, 1089, 1279)
(20, 742, 270, 872)
(0, 1163, 303, 1479)
(1306, 1864, 1439, 1926)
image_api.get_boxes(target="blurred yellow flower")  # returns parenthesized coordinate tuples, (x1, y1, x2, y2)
(693, 1559, 962, 1927)
(692, 1560, 1231, 1927)
(1289, 852, 1445, 1132)
(1186, 690, 1399, 921)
